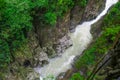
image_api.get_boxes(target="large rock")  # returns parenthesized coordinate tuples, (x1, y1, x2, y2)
(55, 35, 73, 54)
(34, 46, 49, 67)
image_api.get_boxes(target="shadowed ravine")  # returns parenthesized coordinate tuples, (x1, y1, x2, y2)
(34, 0, 118, 79)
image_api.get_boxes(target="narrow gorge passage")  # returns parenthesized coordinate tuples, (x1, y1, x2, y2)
(35, 0, 118, 79)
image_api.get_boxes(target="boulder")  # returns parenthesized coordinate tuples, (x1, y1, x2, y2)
(33, 46, 49, 67)
(55, 35, 73, 54)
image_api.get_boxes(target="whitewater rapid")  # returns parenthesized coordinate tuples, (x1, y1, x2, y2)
(35, 0, 118, 79)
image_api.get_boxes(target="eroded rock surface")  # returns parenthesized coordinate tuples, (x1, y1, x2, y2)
(55, 35, 73, 54)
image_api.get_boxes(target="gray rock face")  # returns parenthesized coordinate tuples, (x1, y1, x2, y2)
(28, 31, 73, 67)
(55, 35, 73, 54)
(27, 72, 40, 80)
(82, 0, 105, 22)
(70, 5, 85, 29)
(69, 25, 76, 33)
(28, 31, 49, 67)
(35, 50, 48, 62)
(34, 46, 49, 67)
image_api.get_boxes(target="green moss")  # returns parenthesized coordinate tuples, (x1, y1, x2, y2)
(75, 47, 96, 69)
(70, 73, 84, 80)
(14, 41, 32, 60)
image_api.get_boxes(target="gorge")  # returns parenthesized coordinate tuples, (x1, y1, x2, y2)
(0, 0, 120, 80)
(35, 0, 118, 79)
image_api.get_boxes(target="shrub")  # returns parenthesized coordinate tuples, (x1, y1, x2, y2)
(70, 73, 84, 80)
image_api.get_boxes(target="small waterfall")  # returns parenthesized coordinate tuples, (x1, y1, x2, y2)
(35, 0, 118, 79)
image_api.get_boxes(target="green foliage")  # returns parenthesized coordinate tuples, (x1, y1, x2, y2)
(32, 0, 88, 25)
(103, 2, 120, 26)
(70, 73, 84, 80)
(102, 2, 120, 37)
(35, 0, 74, 26)
(104, 25, 120, 41)
(56, 0, 74, 16)
(75, 47, 95, 69)
(0, 40, 10, 68)
(33, 0, 48, 7)
(74, 0, 88, 7)
(102, 2, 120, 42)
(95, 37, 108, 54)
(79, 0, 87, 7)
(44, 12, 57, 25)
(0, 0, 33, 69)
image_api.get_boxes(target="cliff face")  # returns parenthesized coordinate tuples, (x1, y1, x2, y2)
(4, 0, 106, 80)
(28, 0, 106, 67)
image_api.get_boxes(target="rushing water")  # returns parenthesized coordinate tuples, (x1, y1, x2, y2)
(35, 0, 118, 79)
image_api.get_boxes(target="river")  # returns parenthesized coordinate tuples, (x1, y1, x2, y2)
(35, 0, 118, 79)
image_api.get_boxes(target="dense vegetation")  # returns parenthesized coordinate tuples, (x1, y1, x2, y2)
(70, 2, 120, 80)
(0, 0, 33, 69)
(0, 0, 88, 78)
